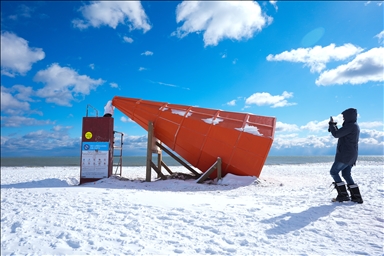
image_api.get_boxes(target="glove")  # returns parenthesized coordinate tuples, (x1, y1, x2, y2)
(328, 116, 337, 125)
(328, 116, 337, 132)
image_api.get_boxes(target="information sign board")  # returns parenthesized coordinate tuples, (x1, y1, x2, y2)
(81, 142, 109, 178)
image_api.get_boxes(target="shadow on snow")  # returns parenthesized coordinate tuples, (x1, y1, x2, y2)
(262, 204, 342, 235)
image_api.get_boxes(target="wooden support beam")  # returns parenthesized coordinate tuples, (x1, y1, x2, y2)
(196, 157, 222, 184)
(161, 161, 173, 175)
(157, 152, 162, 173)
(146, 122, 154, 182)
(156, 141, 200, 176)
(156, 152, 162, 179)
(145, 121, 168, 181)
(216, 157, 222, 180)
(150, 162, 167, 180)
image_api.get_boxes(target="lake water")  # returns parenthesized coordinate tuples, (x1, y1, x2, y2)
(1, 155, 382, 167)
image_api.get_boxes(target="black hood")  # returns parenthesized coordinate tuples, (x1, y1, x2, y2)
(342, 108, 357, 123)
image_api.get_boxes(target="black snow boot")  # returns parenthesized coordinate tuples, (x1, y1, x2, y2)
(332, 182, 350, 202)
(348, 184, 363, 204)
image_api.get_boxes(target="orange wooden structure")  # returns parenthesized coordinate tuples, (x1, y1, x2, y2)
(112, 96, 276, 178)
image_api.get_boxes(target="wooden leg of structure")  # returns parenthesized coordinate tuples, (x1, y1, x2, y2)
(156, 152, 162, 178)
(217, 157, 222, 180)
(156, 142, 200, 176)
(161, 161, 173, 175)
(150, 162, 166, 180)
(196, 157, 222, 184)
(146, 122, 154, 182)
(146, 121, 168, 181)
(146, 122, 204, 181)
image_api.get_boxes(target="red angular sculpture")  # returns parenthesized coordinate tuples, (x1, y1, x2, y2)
(112, 96, 276, 178)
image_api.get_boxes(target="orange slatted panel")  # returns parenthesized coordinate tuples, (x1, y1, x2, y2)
(112, 96, 276, 178)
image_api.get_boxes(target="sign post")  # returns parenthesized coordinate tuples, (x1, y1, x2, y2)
(80, 117, 114, 184)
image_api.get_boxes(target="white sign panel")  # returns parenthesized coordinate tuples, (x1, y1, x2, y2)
(81, 142, 109, 178)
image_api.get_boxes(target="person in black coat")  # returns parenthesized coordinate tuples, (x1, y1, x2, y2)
(328, 108, 363, 203)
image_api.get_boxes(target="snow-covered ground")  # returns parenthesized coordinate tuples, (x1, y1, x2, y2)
(1, 161, 383, 255)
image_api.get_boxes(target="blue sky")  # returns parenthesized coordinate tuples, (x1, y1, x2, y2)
(1, 1, 383, 157)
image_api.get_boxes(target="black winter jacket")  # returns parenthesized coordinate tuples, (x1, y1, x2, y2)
(329, 108, 360, 166)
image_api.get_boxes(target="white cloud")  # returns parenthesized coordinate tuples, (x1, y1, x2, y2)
(366, 1, 384, 6)
(158, 82, 177, 87)
(266, 43, 363, 73)
(360, 129, 384, 141)
(173, 1, 271, 47)
(51, 125, 72, 132)
(276, 133, 299, 139)
(141, 51, 153, 56)
(150, 80, 190, 90)
(1, 116, 54, 127)
(360, 121, 383, 129)
(0, 136, 9, 146)
(299, 115, 345, 132)
(34, 63, 105, 106)
(0, 85, 43, 116)
(273, 134, 334, 150)
(89, 63, 95, 70)
(245, 91, 296, 108)
(10, 126, 78, 150)
(123, 135, 148, 150)
(123, 36, 134, 43)
(1, 32, 45, 77)
(226, 100, 236, 106)
(7, 4, 35, 20)
(300, 120, 330, 132)
(271, 117, 384, 155)
(374, 31, 384, 44)
(0, 87, 30, 115)
(110, 82, 118, 88)
(10, 85, 35, 102)
(269, 1, 278, 11)
(315, 47, 384, 86)
(120, 116, 133, 123)
(138, 67, 147, 71)
(282, 115, 377, 135)
(72, 1, 151, 32)
(359, 129, 384, 152)
(275, 121, 300, 132)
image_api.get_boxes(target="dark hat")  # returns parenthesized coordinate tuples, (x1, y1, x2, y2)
(342, 108, 357, 122)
